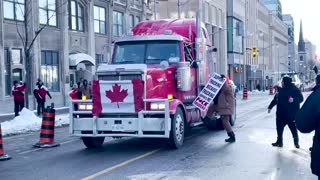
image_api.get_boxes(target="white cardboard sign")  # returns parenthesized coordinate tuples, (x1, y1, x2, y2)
(192, 73, 226, 111)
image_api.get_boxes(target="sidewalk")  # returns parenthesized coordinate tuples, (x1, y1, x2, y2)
(0, 107, 69, 123)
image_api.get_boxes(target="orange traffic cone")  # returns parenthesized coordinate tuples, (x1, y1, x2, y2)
(0, 124, 11, 161)
(34, 106, 60, 148)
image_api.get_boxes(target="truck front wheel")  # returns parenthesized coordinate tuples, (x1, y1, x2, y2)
(82, 137, 105, 148)
(168, 107, 185, 149)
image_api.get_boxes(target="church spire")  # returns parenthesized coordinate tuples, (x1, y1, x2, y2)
(298, 20, 305, 52)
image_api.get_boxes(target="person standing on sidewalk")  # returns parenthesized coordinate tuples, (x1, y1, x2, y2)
(12, 81, 27, 116)
(205, 75, 236, 143)
(268, 75, 303, 148)
(295, 74, 320, 180)
(33, 79, 52, 116)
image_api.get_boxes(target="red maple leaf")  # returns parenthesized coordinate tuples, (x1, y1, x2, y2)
(105, 84, 128, 108)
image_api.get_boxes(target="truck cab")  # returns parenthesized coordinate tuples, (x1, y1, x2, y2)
(70, 19, 233, 149)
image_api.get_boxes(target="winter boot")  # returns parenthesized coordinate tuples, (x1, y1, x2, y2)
(294, 137, 300, 149)
(225, 132, 236, 143)
(272, 138, 283, 147)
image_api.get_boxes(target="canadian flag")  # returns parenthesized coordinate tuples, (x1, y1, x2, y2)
(92, 79, 144, 116)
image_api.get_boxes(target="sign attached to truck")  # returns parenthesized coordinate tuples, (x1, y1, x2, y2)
(192, 73, 226, 111)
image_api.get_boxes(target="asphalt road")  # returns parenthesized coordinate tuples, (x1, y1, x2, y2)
(0, 94, 317, 180)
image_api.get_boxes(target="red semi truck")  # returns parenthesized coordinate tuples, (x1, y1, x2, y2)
(70, 18, 236, 149)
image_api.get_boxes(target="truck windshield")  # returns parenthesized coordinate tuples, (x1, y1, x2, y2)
(113, 40, 180, 64)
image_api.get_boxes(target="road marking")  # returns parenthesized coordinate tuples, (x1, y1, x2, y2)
(81, 149, 161, 180)
(18, 139, 79, 155)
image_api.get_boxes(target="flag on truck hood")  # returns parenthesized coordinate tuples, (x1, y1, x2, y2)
(92, 79, 144, 116)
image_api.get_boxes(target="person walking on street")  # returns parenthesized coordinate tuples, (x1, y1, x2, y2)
(81, 79, 92, 99)
(268, 75, 303, 148)
(295, 74, 320, 180)
(205, 75, 236, 143)
(34, 79, 52, 116)
(12, 81, 27, 116)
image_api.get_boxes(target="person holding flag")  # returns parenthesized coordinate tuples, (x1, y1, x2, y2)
(33, 79, 52, 116)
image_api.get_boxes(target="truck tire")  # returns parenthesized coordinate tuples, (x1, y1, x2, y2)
(169, 107, 185, 149)
(82, 137, 105, 148)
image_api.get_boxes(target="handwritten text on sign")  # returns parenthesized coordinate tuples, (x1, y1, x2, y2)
(193, 73, 226, 111)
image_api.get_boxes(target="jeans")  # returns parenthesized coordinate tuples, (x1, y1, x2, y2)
(37, 100, 45, 116)
(14, 100, 24, 116)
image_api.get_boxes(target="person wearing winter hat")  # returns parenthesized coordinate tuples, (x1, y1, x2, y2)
(205, 74, 236, 143)
(33, 79, 52, 116)
(268, 75, 303, 148)
(12, 80, 27, 116)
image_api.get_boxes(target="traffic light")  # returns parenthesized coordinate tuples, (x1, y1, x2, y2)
(251, 46, 258, 59)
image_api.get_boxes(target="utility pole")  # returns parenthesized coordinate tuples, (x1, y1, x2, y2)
(154, 0, 157, 20)
(178, 0, 181, 19)
(262, 34, 265, 91)
(243, 0, 248, 89)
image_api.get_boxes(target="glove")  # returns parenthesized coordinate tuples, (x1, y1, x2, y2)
(268, 109, 271, 113)
(288, 96, 293, 103)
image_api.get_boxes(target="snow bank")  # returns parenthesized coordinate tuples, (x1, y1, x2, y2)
(238, 90, 269, 95)
(1, 108, 69, 136)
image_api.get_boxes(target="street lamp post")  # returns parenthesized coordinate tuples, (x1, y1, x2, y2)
(259, 32, 265, 91)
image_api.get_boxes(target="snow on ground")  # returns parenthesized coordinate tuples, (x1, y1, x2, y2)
(237, 90, 270, 95)
(1, 108, 69, 136)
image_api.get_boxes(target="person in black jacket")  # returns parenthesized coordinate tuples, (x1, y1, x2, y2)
(268, 75, 303, 148)
(295, 74, 320, 180)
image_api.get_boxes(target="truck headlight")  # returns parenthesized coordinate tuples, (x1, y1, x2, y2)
(78, 103, 93, 111)
(150, 102, 166, 110)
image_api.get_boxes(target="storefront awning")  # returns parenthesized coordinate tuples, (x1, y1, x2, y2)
(69, 53, 95, 66)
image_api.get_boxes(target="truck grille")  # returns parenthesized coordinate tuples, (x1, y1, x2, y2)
(98, 74, 142, 81)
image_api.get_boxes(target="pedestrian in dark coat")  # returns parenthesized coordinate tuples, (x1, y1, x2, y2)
(295, 74, 320, 179)
(268, 75, 303, 148)
(12, 81, 27, 116)
(34, 79, 52, 116)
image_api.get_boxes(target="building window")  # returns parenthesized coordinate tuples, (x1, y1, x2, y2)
(96, 54, 105, 65)
(39, 0, 57, 26)
(129, 15, 134, 30)
(11, 49, 22, 65)
(4, 49, 11, 96)
(12, 69, 22, 82)
(135, 16, 140, 25)
(41, 51, 60, 92)
(113, 11, 124, 36)
(227, 17, 243, 54)
(4, 0, 25, 21)
(94, 6, 106, 34)
(69, 0, 84, 31)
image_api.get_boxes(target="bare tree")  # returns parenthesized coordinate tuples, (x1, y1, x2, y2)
(15, 0, 67, 108)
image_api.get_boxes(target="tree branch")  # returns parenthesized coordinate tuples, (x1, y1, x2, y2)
(15, 20, 25, 46)
(27, 0, 69, 52)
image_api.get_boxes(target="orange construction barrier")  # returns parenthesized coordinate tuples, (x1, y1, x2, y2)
(243, 87, 248, 100)
(269, 86, 274, 95)
(34, 106, 60, 148)
(0, 124, 11, 161)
